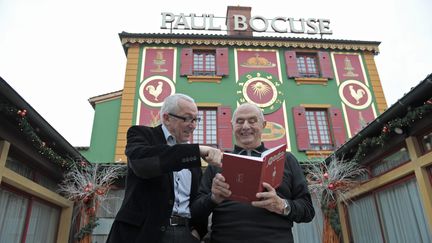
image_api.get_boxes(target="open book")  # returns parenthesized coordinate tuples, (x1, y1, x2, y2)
(222, 144, 287, 203)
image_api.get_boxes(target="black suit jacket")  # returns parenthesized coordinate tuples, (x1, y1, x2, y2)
(106, 125, 207, 243)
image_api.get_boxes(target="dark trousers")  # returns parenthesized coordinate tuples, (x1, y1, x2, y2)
(161, 225, 201, 243)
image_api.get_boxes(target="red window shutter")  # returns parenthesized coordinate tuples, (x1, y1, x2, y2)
(217, 106, 233, 151)
(328, 107, 346, 148)
(180, 48, 193, 76)
(216, 48, 229, 76)
(318, 51, 334, 79)
(292, 106, 309, 151)
(285, 51, 299, 78)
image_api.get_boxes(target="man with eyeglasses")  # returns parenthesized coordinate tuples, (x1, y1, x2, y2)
(106, 93, 223, 243)
(191, 103, 315, 243)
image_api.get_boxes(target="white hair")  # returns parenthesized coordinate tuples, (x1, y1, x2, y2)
(231, 103, 265, 124)
(160, 93, 195, 123)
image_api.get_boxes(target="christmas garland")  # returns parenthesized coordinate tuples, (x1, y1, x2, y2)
(0, 102, 84, 169)
(351, 98, 432, 162)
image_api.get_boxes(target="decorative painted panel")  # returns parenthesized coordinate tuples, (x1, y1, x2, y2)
(234, 49, 291, 150)
(331, 53, 377, 138)
(135, 47, 177, 126)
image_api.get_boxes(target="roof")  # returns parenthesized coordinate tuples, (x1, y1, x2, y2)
(88, 90, 122, 109)
(118, 32, 381, 55)
(0, 76, 88, 170)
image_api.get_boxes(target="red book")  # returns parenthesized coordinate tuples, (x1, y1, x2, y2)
(222, 144, 287, 203)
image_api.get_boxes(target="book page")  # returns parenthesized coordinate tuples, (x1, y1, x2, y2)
(223, 144, 286, 161)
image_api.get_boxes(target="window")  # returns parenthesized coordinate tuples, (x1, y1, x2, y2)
(429, 166, 432, 184)
(370, 146, 410, 177)
(285, 51, 334, 82)
(193, 108, 217, 146)
(293, 106, 346, 152)
(6, 155, 59, 191)
(193, 51, 216, 76)
(305, 109, 333, 150)
(419, 129, 432, 154)
(347, 178, 432, 243)
(92, 189, 125, 243)
(180, 48, 229, 82)
(189, 106, 232, 151)
(296, 53, 319, 78)
(0, 185, 60, 243)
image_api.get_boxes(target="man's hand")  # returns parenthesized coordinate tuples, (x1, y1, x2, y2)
(211, 173, 231, 204)
(191, 229, 200, 240)
(199, 145, 222, 167)
(251, 182, 285, 214)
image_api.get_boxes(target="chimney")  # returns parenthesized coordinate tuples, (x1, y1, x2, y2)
(226, 6, 253, 37)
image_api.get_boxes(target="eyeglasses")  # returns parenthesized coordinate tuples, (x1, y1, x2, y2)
(168, 113, 201, 123)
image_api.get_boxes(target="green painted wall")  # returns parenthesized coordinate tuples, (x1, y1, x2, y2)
(171, 47, 365, 161)
(84, 45, 380, 164)
(80, 98, 121, 163)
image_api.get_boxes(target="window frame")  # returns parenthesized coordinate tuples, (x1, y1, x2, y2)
(192, 107, 218, 147)
(365, 144, 411, 178)
(346, 175, 431, 243)
(181, 47, 228, 83)
(0, 184, 61, 243)
(417, 127, 432, 155)
(192, 50, 216, 76)
(285, 50, 333, 85)
(296, 53, 320, 78)
(305, 108, 333, 151)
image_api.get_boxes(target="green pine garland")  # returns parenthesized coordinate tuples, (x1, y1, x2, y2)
(351, 99, 432, 162)
(0, 102, 84, 169)
(75, 216, 99, 240)
(322, 205, 341, 237)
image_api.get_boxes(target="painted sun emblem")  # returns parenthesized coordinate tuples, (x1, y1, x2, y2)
(252, 81, 271, 99)
(237, 71, 284, 115)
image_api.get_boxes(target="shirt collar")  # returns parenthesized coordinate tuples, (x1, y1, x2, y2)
(161, 124, 175, 145)
(233, 143, 266, 156)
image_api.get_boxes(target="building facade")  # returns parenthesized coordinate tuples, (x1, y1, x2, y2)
(82, 7, 386, 163)
(80, 6, 426, 243)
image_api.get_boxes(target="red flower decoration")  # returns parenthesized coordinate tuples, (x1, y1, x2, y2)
(87, 207, 96, 216)
(323, 172, 329, 179)
(17, 109, 27, 117)
(96, 188, 105, 195)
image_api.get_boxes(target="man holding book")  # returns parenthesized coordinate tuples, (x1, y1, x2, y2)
(191, 103, 315, 243)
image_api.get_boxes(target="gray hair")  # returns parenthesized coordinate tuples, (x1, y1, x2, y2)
(231, 103, 265, 124)
(160, 93, 195, 123)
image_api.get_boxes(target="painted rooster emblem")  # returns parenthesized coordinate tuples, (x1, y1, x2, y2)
(349, 85, 366, 104)
(146, 81, 163, 101)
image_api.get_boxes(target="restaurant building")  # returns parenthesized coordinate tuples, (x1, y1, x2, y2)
(79, 5, 431, 242)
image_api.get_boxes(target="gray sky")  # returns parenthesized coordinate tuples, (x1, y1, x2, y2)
(0, 0, 431, 146)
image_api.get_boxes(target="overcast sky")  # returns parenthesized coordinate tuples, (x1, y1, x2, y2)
(1, 0, 431, 146)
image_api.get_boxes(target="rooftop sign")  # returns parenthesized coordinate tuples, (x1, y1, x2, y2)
(161, 12, 332, 35)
